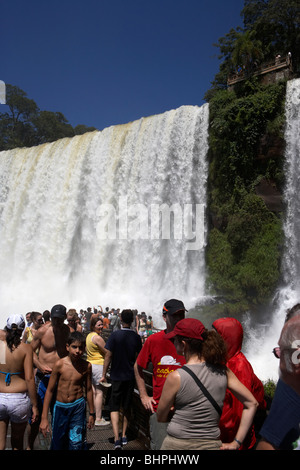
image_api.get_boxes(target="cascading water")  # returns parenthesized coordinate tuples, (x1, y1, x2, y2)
(245, 78, 300, 381)
(0, 104, 209, 328)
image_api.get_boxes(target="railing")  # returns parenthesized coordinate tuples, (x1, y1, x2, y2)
(227, 54, 293, 86)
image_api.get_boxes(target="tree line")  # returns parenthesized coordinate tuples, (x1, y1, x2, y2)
(0, 84, 97, 151)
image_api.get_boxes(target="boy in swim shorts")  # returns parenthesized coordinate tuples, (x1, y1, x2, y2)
(39, 331, 95, 450)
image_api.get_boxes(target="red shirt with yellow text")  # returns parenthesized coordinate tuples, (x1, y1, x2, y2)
(136, 329, 186, 412)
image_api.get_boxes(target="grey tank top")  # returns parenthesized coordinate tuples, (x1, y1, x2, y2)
(167, 362, 227, 440)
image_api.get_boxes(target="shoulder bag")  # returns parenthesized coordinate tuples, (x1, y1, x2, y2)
(181, 365, 222, 416)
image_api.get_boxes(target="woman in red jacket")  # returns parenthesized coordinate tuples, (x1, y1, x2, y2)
(212, 317, 266, 450)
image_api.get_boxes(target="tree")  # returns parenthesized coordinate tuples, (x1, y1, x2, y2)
(0, 84, 97, 151)
(242, 0, 300, 68)
(0, 85, 39, 149)
(33, 110, 75, 144)
(242, 0, 269, 28)
(204, 28, 243, 98)
(74, 124, 97, 135)
(205, 0, 300, 100)
(231, 30, 264, 75)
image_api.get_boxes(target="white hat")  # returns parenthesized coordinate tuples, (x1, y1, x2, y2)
(6, 314, 25, 330)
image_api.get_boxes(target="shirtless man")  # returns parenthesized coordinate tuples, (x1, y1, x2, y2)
(27, 304, 70, 449)
(39, 331, 94, 450)
(31, 304, 70, 374)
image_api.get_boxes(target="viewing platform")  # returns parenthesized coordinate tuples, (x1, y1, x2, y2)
(5, 327, 154, 451)
(5, 371, 152, 451)
(227, 54, 293, 89)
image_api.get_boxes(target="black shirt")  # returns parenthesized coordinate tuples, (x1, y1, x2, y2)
(105, 328, 142, 381)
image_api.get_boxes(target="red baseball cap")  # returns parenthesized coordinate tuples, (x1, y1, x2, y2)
(164, 318, 206, 340)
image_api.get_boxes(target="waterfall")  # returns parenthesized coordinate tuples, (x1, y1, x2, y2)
(281, 79, 300, 288)
(0, 104, 209, 328)
(245, 78, 300, 381)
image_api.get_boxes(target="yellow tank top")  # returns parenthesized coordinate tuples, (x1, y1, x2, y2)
(25, 326, 33, 343)
(86, 332, 105, 365)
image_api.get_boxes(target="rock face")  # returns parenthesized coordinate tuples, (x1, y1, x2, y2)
(208, 132, 285, 230)
(255, 177, 284, 213)
(254, 133, 285, 213)
(256, 133, 285, 162)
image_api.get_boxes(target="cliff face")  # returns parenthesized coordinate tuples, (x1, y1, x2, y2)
(256, 133, 285, 162)
(255, 178, 284, 213)
(209, 133, 285, 230)
(205, 81, 286, 313)
(255, 134, 285, 214)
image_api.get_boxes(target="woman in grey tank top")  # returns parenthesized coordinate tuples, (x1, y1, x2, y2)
(156, 318, 258, 450)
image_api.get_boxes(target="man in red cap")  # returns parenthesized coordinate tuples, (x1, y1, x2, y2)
(134, 299, 187, 450)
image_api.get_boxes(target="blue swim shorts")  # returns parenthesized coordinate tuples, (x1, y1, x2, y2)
(51, 397, 87, 450)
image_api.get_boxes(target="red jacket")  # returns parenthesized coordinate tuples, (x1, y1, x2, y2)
(212, 317, 266, 449)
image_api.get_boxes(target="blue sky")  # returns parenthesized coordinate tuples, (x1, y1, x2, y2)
(2, 0, 245, 131)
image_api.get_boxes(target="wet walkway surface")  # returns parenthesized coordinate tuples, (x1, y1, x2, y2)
(87, 420, 148, 451)
(6, 417, 148, 451)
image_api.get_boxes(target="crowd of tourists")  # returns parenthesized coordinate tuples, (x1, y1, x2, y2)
(50, 306, 155, 340)
(0, 299, 299, 451)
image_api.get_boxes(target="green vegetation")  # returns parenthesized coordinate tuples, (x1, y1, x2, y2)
(263, 379, 277, 400)
(206, 0, 299, 98)
(0, 84, 97, 151)
(208, 80, 286, 194)
(206, 80, 286, 314)
(1, 0, 299, 317)
(203, 0, 300, 315)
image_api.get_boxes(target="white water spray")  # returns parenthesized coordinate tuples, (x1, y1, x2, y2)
(0, 105, 209, 328)
(245, 78, 300, 381)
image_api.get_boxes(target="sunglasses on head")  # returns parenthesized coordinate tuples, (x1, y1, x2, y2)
(272, 346, 300, 359)
(272, 347, 280, 358)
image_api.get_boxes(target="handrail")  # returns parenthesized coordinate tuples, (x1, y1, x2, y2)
(227, 54, 293, 86)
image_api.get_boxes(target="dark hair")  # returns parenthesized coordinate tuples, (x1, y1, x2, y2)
(30, 311, 42, 322)
(5, 327, 23, 352)
(121, 309, 133, 325)
(43, 310, 51, 322)
(177, 329, 227, 368)
(67, 331, 86, 346)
